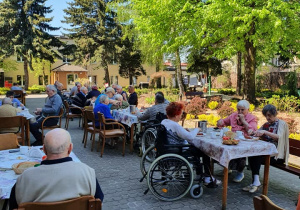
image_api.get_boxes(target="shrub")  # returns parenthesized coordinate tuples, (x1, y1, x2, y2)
(217, 88, 236, 95)
(165, 95, 178, 102)
(145, 96, 155, 105)
(249, 104, 255, 112)
(0, 87, 10, 95)
(280, 117, 298, 134)
(209, 95, 223, 109)
(185, 97, 207, 117)
(28, 85, 46, 93)
(217, 101, 235, 118)
(289, 133, 300, 140)
(197, 114, 220, 126)
(208, 101, 219, 110)
(259, 95, 300, 113)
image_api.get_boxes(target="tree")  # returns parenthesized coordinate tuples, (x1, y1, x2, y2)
(63, 0, 122, 86)
(187, 48, 222, 80)
(32, 58, 51, 86)
(117, 37, 145, 85)
(0, 0, 62, 89)
(195, 0, 300, 102)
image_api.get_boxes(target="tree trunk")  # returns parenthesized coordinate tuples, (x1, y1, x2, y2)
(175, 49, 184, 100)
(155, 61, 161, 88)
(236, 52, 242, 95)
(243, 40, 256, 103)
(23, 57, 29, 90)
(103, 62, 110, 86)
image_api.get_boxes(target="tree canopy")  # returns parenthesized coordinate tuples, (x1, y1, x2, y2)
(0, 0, 62, 89)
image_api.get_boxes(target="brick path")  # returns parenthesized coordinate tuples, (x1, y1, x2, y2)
(24, 96, 300, 210)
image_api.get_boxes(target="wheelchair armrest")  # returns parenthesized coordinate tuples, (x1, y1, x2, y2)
(164, 144, 192, 148)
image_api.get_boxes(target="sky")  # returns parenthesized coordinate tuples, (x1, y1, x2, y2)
(45, 0, 70, 35)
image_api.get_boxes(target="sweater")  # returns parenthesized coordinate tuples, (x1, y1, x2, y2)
(15, 159, 96, 204)
(138, 103, 168, 121)
(276, 119, 289, 164)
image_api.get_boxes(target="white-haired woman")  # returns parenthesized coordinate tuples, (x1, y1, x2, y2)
(217, 100, 258, 183)
(116, 85, 128, 102)
(111, 94, 129, 110)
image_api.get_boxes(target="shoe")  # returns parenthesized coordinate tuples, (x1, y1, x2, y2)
(204, 177, 222, 186)
(242, 184, 261, 193)
(233, 172, 244, 183)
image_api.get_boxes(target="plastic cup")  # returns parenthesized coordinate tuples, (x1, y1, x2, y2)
(20, 146, 28, 155)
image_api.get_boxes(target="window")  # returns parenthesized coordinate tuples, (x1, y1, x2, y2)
(38, 76, 43, 85)
(89, 76, 97, 85)
(110, 76, 113, 85)
(17, 55, 23, 62)
(63, 55, 70, 63)
(133, 76, 137, 86)
(67, 74, 78, 85)
(115, 76, 118, 84)
(147, 76, 150, 82)
(17, 75, 25, 86)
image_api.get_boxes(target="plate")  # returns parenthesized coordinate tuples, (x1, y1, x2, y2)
(239, 136, 259, 141)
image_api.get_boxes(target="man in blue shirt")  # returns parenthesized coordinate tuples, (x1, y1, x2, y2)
(93, 95, 114, 128)
(10, 83, 23, 91)
(0, 91, 24, 107)
(30, 85, 62, 146)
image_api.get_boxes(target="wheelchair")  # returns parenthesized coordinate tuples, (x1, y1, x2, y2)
(140, 124, 216, 201)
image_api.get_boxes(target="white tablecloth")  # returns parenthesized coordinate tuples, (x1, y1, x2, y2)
(0, 148, 80, 200)
(17, 109, 35, 120)
(192, 134, 278, 168)
(112, 109, 139, 127)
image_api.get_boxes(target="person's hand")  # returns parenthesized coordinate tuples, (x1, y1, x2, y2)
(20, 103, 24, 107)
(217, 119, 224, 127)
(254, 130, 265, 137)
(248, 129, 255, 135)
(238, 114, 245, 123)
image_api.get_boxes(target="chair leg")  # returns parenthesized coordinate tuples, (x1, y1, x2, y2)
(83, 131, 88, 148)
(79, 117, 81, 128)
(101, 136, 106, 157)
(122, 135, 126, 156)
(65, 117, 69, 130)
(97, 135, 101, 152)
(91, 133, 95, 151)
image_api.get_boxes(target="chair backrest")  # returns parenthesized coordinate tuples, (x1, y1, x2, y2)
(0, 116, 25, 143)
(155, 112, 167, 123)
(154, 124, 168, 157)
(0, 133, 19, 150)
(84, 110, 96, 129)
(12, 90, 24, 100)
(16, 195, 101, 210)
(57, 108, 64, 127)
(253, 195, 284, 210)
(63, 100, 70, 113)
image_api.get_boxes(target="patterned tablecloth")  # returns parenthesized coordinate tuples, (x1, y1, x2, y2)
(0, 147, 80, 200)
(112, 109, 139, 127)
(192, 132, 278, 168)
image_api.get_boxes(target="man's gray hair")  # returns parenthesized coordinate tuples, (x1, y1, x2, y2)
(2, 97, 12, 105)
(128, 85, 134, 89)
(80, 86, 88, 92)
(100, 95, 109, 103)
(114, 94, 123, 100)
(75, 82, 80, 86)
(47, 85, 57, 93)
(237, 100, 250, 110)
(44, 129, 72, 154)
(56, 82, 63, 88)
(116, 85, 122, 89)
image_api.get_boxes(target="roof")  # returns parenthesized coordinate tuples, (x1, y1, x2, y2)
(51, 63, 88, 72)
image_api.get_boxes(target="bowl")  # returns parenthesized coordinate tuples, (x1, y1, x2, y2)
(12, 161, 39, 174)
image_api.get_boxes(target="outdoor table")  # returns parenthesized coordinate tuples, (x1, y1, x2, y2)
(0, 147, 80, 200)
(192, 129, 278, 210)
(17, 108, 35, 146)
(112, 109, 140, 153)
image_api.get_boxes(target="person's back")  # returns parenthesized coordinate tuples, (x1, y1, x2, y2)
(138, 93, 167, 121)
(0, 98, 20, 133)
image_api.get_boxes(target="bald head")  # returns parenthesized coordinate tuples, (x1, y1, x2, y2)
(44, 128, 72, 157)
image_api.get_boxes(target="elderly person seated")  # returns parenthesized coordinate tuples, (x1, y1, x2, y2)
(217, 100, 257, 183)
(9, 128, 104, 209)
(94, 87, 119, 108)
(71, 87, 92, 113)
(116, 85, 128, 101)
(0, 91, 24, 107)
(94, 95, 114, 128)
(161, 102, 221, 186)
(70, 82, 81, 96)
(155, 91, 170, 105)
(0, 97, 21, 133)
(111, 94, 129, 110)
(138, 93, 167, 122)
(242, 104, 289, 193)
(86, 85, 101, 99)
(128, 85, 137, 106)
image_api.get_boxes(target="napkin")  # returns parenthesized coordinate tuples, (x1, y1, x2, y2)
(27, 147, 43, 158)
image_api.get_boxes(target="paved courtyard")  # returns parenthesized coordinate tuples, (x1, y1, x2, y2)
(24, 95, 300, 209)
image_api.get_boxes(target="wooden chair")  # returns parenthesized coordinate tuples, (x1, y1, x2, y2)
(297, 192, 300, 210)
(14, 195, 101, 210)
(12, 90, 26, 105)
(253, 195, 284, 210)
(41, 108, 64, 143)
(97, 113, 126, 157)
(83, 110, 100, 151)
(0, 116, 26, 145)
(0, 133, 20, 150)
(64, 100, 83, 130)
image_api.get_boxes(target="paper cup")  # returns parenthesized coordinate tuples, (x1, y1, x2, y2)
(20, 146, 29, 155)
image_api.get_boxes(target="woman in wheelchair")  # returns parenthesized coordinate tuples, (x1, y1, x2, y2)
(161, 102, 221, 186)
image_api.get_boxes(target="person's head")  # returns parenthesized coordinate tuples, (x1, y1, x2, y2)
(46, 85, 57, 97)
(43, 128, 73, 160)
(111, 84, 117, 89)
(262, 104, 278, 124)
(74, 82, 80, 86)
(166, 102, 184, 122)
(2, 97, 12, 105)
(116, 85, 122, 94)
(77, 83, 82, 89)
(155, 93, 164, 104)
(92, 85, 98, 90)
(155, 91, 164, 97)
(105, 87, 115, 98)
(56, 82, 63, 91)
(13, 82, 19, 86)
(236, 100, 250, 115)
(128, 85, 135, 93)
(80, 86, 88, 95)
(114, 94, 123, 102)
(6, 91, 14, 99)
(100, 95, 109, 105)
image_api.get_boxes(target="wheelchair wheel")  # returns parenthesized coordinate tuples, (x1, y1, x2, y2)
(140, 145, 156, 176)
(147, 154, 193, 201)
(190, 184, 203, 199)
(141, 128, 157, 155)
